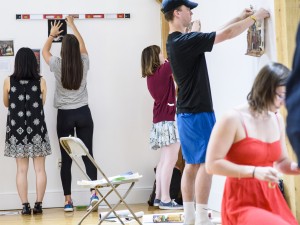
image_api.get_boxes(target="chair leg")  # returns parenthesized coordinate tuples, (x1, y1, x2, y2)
(78, 189, 113, 225)
(97, 186, 126, 225)
(60, 137, 142, 225)
(97, 182, 142, 225)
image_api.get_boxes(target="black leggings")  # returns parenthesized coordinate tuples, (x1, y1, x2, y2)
(57, 105, 97, 196)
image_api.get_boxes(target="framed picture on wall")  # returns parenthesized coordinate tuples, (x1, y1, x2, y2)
(48, 19, 67, 43)
(32, 49, 41, 74)
(0, 40, 14, 56)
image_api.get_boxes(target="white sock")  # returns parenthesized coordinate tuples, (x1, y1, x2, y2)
(195, 204, 213, 225)
(183, 202, 195, 225)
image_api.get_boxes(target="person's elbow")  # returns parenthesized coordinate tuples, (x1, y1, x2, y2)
(42, 98, 46, 106)
(205, 161, 214, 175)
(205, 144, 217, 174)
(205, 152, 220, 175)
(3, 99, 9, 108)
(42, 50, 47, 60)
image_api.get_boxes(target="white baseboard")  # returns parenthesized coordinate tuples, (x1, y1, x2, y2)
(0, 187, 152, 210)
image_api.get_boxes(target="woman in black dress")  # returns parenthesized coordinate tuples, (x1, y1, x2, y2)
(3, 47, 51, 215)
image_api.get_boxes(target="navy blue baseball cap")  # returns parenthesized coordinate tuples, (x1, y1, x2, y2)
(161, 0, 198, 14)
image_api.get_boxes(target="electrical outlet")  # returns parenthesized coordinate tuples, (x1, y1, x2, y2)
(57, 158, 62, 168)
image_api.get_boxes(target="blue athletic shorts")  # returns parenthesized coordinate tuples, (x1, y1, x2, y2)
(177, 112, 216, 164)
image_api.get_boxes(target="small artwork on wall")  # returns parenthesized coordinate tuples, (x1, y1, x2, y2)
(0, 40, 14, 56)
(48, 19, 67, 43)
(32, 49, 41, 74)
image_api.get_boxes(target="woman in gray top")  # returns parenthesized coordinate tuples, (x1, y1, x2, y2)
(42, 16, 98, 212)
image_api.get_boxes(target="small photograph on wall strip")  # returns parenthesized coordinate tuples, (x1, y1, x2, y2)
(32, 49, 41, 74)
(0, 40, 14, 56)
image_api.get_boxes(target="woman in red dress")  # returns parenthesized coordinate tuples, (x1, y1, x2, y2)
(206, 62, 300, 225)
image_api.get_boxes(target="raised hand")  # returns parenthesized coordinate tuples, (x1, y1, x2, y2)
(50, 20, 64, 37)
(253, 8, 270, 20)
(191, 20, 201, 32)
(239, 8, 254, 20)
(65, 16, 75, 27)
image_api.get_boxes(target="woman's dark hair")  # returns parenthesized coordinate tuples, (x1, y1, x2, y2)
(11, 47, 40, 80)
(141, 45, 161, 78)
(61, 34, 83, 90)
(247, 62, 290, 113)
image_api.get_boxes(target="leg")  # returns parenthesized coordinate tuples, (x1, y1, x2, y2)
(16, 158, 29, 203)
(195, 164, 212, 204)
(177, 113, 199, 224)
(60, 148, 73, 201)
(32, 156, 46, 214)
(33, 156, 46, 202)
(155, 156, 163, 201)
(75, 106, 96, 181)
(194, 113, 215, 225)
(57, 109, 75, 204)
(195, 164, 213, 225)
(159, 142, 180, 203)
(182, 163, 199, 225)
(75, 106, 98, 211)
(182, 164, 199, 201)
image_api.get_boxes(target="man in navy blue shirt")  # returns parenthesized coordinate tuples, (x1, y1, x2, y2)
(286, 23, 300, 168)
(161, 0, 269, 224)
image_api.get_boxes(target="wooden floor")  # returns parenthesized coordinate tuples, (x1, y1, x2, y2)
(0, 203, 221, 225)
(0, 204, 184, 225)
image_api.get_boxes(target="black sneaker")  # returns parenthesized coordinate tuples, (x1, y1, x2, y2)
(21, 203, 31, 215)
(33, 202, 43, 214)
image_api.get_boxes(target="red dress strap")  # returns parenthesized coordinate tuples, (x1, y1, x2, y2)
(274, 112, 280, 125)
(274, 112, 281, 135)
(235, 110, 248, 138)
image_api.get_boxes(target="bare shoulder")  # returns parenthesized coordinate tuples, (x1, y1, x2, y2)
(218, 105, 250, 130)
(220, 109, 241, 125)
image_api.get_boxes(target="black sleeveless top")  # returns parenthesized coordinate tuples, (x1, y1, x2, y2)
(4, 76, 51, 158)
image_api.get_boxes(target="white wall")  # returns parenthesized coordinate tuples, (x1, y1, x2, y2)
(0, 0, 162, 210)
(0, 0, 278, 212)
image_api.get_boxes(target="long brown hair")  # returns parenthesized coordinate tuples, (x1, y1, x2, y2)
(141, 45, 161, 78)
(247, 62, 290, 113)
(61, 34, 83, 90)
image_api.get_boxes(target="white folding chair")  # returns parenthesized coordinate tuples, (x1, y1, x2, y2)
(60, 136, 143, 225)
